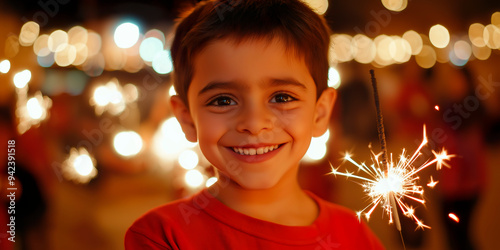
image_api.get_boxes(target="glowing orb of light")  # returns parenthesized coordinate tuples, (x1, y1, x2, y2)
(73, 154, 95, 176)
(178, 150, 199, 170)
(19, 21, 40, 46)
(305, 141, 327, 160)
(206, 177, 218, 187)
(26, 97, 43, 119)
(152, 50, 173, 74)
(303, 0, 329, 15)
(139, 37, 164, 62)
(62, 148, 97, 184)
(113, 131, 143, 157)
(92, 86, 111, 106)
(382, 0, 408, 12)
(13, 70, 32, 89)
(304, 130, 330, 161)
(429, 24, 450, 48)
(328, 67, 341, 89)
(153, 117, 198, 163)
(114, 22, 140, 49)
(0, 60, 11, 73)
(185, 169, 204, 188)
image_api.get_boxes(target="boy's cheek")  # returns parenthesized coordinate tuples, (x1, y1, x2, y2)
(274, 109, 313, 127)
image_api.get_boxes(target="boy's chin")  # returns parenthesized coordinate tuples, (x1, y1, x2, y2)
(233, 176, 282, 190)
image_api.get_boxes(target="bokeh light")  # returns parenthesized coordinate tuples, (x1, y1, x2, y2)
(114, 22, 140, 49)
(152, 50, 173, 74)
(140, 37, 164, 62)
(16, 91, 52, 134)
(34, 34, 50, 56)
(184, 169, 204, 188)
(402, 30, 423, 55)
(492, 12, 500, 27)
(178, 150, 199, 170)
(37, 51, 55, 68)
(153, 117, 198, 163)
(381, 0, 408, 12)
(303, 0, 329, 15)
(352, 34, 376, 64)
(206, 177, 218, 188)
(86, 31, 102, 57)
(374, 35, 395, 66)
(429, 24, 450, 48)
(389, 36, 412, 63)
(453, 40, 472, 61)
(304, 130, 330, 161)
(0, 60, 11, 73)
(113, 131, 143, 157)
(26, 97, 43, 119)
(5, 34, 20, 58)
(68, 26, 88, 45)
(13, 70, 32, 89)
(472, 44, 491, 60)
(62, 147, 97, 184)
(449, 49, 468, 67)
(483, 24, 500, 49)
(469, 23, 486, 47)
(48, 30, 69, 52)
(90, 79, 134, 115)
(330, 34, 354, 63)
(415, 45, 437, 68)
(19, 21, 40, 46)
(328, 67, 341, 89)
(54, 44, 77, 67)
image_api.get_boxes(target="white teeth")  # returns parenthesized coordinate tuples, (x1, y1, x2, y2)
(249, 148, 256, 155)
(232, 145, 280, 156)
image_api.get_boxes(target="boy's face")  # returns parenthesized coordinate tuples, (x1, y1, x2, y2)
(171, 38, 335, 190)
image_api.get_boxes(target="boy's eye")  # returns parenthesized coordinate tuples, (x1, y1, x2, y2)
(208, 96, 237, 106)
(271, 93, 296, 103)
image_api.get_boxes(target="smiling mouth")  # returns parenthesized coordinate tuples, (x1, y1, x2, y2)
(231, 144, 282, 156)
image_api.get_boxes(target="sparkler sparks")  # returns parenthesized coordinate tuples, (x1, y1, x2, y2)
(331, 70, 454, 232)
(331, 126, 454, 230)
(448, 213, 460, 223)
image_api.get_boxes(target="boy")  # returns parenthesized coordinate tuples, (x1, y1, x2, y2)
(125, 0, 384, 249)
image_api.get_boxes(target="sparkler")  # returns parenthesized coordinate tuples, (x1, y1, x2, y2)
(330, 70, 454, 234)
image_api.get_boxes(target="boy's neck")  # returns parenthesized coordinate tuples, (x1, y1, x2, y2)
(207, 166, 318, 226)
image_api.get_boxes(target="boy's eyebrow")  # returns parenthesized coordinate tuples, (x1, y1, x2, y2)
(268, 78, 308, 90)
(198, 81, 237, 96)
(197, 77, 308, 96)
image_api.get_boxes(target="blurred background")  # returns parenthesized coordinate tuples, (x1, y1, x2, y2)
(1, 0, 499, 249)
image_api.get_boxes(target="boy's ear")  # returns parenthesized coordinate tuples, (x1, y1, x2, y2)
(170, 95, 197, 142)
(312, 88, 337, 137)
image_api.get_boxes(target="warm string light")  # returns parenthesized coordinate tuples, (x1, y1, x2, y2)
(9, 12, 499, 79)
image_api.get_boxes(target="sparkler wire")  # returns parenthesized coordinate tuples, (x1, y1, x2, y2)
(370, 70, 406, 249)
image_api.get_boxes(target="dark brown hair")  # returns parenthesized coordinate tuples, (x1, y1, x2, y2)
(171, 0, 332, 105)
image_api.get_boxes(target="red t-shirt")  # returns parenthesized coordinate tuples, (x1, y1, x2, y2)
(125, 189, 384, 249)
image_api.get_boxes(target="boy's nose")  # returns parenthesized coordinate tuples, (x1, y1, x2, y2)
(235, 103, 275, 135)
